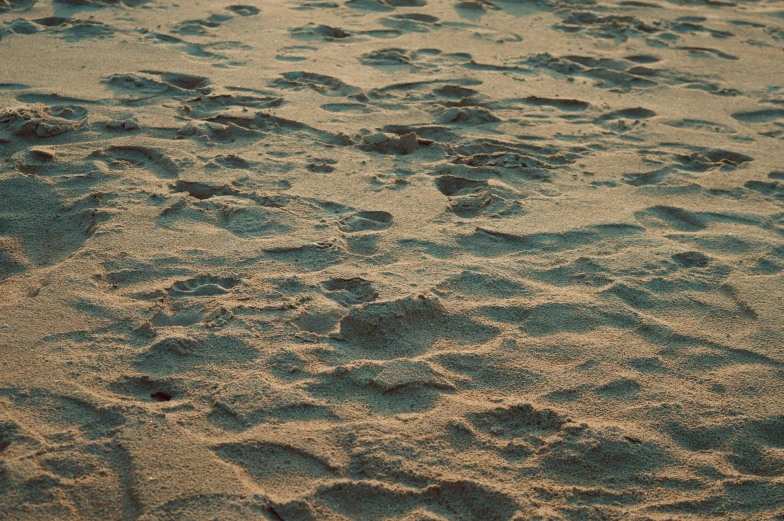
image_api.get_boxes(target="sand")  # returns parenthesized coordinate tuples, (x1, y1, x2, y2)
(1, 0, 783, 519)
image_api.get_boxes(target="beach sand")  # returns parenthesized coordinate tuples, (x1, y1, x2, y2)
(1, 0, 783, 519)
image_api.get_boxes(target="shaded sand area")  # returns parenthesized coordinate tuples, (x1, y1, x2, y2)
(1, 0, 784, 519)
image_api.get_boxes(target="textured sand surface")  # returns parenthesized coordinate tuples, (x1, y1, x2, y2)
(1, 0, 784, 519)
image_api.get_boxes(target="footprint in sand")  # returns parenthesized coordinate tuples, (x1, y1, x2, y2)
(338, 211, 393, 233)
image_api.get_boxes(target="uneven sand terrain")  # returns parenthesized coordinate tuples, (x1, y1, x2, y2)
(1, 0, 783, 519)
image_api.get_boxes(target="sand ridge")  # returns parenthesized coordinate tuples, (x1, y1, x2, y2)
(1, 0, 783, 519)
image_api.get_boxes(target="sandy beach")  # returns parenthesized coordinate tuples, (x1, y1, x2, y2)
(1, 0, 783, 519)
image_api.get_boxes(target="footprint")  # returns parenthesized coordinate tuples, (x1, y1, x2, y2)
(321, 277, 377, 306)
(275, 45, 316, 62)
(320, 103, 373, 114)
(675, 148, 752, 172)
(460, 224, 643, 257)
(171, 180, 236, 200)
(143, 71, 211, 90)
(146, 333, 199, 355)
(291, 24, 351, 40)
(292, 1, 340, 10)
(0, 83, 30, 90)
(634, 205, 707, 231)
(172, 16, 230, 37)
(167, 275, 240, 297)
(0, 104, 84, 138)
(672, 251, 711, 268)
(226, 5, 260, 16)
(182, 91, 283, 119)
(662, 118, 734, 133)
(434, 175, 521, 217)
(213, 441, 334, 490)
(103, 71, 210, 99)
(432, 84, 480, 99)
(595, 378, 641, 399)
(109, 375, 181, 402)
(601, 107, 656, 120)
(434, 175, 486, 196)
(347, 0, 426, 9)
(731, 108, 784, 123)
(467, 403, 564, 439)
(209, 374, 330, 425)
(0, 236, 31, 281)
(360, 29, 402, 39)
(99, 145, 183, 178)
(624, 54, 661, 64)
(0, 0, 36, 11)
(520, 95, 590, 111)
(307, 161, 336, 173)
(272, 71, 361, 97)
(678, 46, 738, 60)
(55, 0, 151, 6)
(0, 179, 104, 267)
(338, 294, 498, 356)
(437, 106, 501, 124)
(31, 17, 70, 27)
(338, 211, 393, 232)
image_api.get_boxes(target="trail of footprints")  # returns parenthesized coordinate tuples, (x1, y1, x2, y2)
(1, 0, 784, 519)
